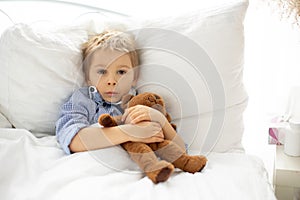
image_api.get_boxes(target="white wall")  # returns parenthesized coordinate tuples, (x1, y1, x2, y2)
(242, 0, 300, 182)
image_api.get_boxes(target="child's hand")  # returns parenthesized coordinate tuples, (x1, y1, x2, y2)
(120, 121, 164, 143)
(122, 105, 167, 126)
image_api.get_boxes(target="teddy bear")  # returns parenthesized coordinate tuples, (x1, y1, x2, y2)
(98, 92, 207, 184)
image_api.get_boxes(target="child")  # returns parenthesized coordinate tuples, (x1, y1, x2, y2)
(55, 30, 185, 155)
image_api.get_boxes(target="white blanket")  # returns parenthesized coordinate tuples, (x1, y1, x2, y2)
(0, 128, 276, 200)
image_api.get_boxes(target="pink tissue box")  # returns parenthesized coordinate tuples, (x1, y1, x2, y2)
(268, 116, 286, 145)
(269, 127, 283, 145)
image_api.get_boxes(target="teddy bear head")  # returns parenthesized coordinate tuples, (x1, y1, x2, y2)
(121, 92, 167, 117)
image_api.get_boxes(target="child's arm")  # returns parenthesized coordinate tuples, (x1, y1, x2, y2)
(69, 121, 164, 153)
(122, 105, 186, 151)
(56, 89, 164, 154)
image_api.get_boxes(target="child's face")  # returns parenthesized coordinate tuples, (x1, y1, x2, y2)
(87, 49, 137, 103)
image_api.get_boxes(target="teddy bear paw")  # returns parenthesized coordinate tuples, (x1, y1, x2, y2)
(98, 114, 117, 127)
(146, 161, 174, 184)
(196, 155, 208, 172)
(177, 155, 207, 173)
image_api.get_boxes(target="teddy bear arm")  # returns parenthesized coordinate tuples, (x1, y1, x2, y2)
(98, 114, 122, 127)
(112, 115, 123, 125)
(170, 123, 177, 131)
(165, 113, 172, 122)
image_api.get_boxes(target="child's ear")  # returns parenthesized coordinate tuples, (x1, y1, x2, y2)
(132, 67, 139, 87)
(86, 76, 92, 86)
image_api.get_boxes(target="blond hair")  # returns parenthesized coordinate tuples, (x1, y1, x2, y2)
(82, 30, 139, 80)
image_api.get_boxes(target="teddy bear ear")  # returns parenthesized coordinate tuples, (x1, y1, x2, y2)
(154, 94, 162, 100)
(121, 94, 134, 110)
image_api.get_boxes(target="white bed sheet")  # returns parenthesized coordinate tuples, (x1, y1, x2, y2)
(0, 128, 276, 200)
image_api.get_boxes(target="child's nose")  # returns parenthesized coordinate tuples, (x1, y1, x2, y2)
(107, 75, 117, 86)
(108, 81, 116, 86)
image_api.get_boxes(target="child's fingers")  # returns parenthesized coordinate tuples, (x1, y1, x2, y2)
(122, 107, 134, 122)
(123, 109, 145, 122)
(131, 114, 149, 124)
(122, 105, 155, 124)
(122, 106, 139, 121)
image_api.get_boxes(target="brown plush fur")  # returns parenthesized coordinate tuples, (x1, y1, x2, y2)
(98, 92, 207, 184)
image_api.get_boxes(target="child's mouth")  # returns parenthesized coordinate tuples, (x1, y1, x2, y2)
(105, 92, 119, 97)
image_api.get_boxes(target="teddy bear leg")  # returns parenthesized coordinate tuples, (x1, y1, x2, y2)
(149, 140, 207, 173)
(145, 160, 175, 184)
(122, 142, 174, 184)
(172, 154, 208, 173)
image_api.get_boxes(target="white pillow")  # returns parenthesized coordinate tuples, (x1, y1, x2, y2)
(0, 9, 14, 37)
(0, 112, 12, 128)
(134, 1, 249, 153)
(0, 24, 87, 134)
(0, 0, 248, 153)
(85, 1, 248, 152)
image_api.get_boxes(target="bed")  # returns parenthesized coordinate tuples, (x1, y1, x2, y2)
(0, 0, 277, 199)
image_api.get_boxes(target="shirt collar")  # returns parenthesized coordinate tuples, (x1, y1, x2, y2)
(88, 86, 112, 107)
(88, 86, 137, 107)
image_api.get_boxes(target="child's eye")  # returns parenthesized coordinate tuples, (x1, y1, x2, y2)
(97, 69, 106, 75)
(117, 70, 127, 75)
